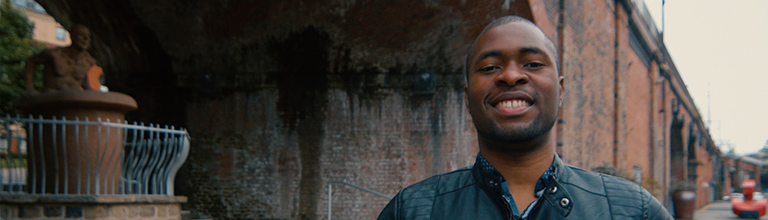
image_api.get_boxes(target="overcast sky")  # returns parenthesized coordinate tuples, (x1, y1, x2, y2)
(643, 0, 768, 155)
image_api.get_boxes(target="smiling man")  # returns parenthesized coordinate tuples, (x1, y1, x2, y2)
(377, 16, 672, 220)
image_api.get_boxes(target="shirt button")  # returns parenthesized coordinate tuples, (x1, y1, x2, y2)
(560, 198, 570, 207)
(549, 186, 558, 194)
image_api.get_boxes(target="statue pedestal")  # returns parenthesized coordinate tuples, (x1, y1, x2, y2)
(16, 90, 137, 194)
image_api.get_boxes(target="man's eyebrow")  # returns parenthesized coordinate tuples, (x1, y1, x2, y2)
(476, 50, 502, 62)
(519, 47, 547, 56)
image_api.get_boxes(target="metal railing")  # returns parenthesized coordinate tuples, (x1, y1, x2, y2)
(0, 115, 190, 196)
(327, 181, 391, 220)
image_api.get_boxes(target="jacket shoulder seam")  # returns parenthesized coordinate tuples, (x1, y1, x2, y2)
(602, 175, 616, 220)
(434, 168, 475, 196)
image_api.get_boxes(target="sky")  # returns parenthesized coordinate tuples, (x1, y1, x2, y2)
(643, 0, 768, 155)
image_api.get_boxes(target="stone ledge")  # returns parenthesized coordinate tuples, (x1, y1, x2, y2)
(0, 194, 187, 204)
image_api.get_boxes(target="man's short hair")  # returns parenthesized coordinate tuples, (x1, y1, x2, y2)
(464, 16, 560, 78)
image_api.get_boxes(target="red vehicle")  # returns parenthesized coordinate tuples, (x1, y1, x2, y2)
(732, 180, 767, 218)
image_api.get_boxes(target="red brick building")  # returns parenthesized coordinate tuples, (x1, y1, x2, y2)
(29, 0, 725, 218)
(723, 156, 763, 195)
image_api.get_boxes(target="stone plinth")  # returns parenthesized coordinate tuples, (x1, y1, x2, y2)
(15, 90, 137, 120)
(0, 194, 186, 220)
(15, 90, 138, 194)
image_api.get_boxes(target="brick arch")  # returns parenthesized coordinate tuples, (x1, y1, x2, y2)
(686, 123, 699, 182)
(670, 105, 686, 182)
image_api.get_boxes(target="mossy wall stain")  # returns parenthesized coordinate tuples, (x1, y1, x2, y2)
(269, 27, 331, 130)
(268, 26, 330, 219)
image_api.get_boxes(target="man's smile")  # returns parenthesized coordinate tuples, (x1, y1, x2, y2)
(489, 92, 534, 115)
(497, 99, 531, 109)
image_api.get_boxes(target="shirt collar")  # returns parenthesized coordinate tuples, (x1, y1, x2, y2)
(476, 152, 556, 194)
(476, 152, 557, 218)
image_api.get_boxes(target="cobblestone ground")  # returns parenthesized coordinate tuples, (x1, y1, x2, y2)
(693, 201, 768, 220)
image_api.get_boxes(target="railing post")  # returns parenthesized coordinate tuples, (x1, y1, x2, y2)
(327, 183, 332, 220)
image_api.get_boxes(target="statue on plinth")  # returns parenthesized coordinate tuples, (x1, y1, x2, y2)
(17, 24, 134, 118)
(24, 24, 102, 93)
(17, 25, 137, 195)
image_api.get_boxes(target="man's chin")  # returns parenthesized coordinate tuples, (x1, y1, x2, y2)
(480, 122, 554, 143)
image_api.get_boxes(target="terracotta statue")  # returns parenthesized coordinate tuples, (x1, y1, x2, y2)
(25, 24, 98, 93)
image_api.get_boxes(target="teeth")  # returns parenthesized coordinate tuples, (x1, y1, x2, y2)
(498, 100, 529, 109)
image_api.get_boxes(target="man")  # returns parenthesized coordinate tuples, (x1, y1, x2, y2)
(377, 16, 672, 220)
(25, 24, 97, 93)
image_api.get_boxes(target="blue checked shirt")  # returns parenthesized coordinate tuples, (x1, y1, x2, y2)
(477, 153, 555, 219)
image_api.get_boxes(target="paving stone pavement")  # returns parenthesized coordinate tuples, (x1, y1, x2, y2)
(692, 201, 768, 220)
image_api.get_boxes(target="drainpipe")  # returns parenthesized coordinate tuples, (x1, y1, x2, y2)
(661, 71, 668, 204)
(649, 62, 656, 184)
(556, 0, 565, 156)
(613, 0, 621, 167)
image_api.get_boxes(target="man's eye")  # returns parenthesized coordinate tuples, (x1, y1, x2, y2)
(523, 63, 545, 69)
(479, 66, 500, 72)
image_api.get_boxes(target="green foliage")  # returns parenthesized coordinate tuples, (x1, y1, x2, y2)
(0, 0, 45, 116)
(670, 180, 697, 192)
(591, 163, 629, 179)
(0, 157, 25, 168)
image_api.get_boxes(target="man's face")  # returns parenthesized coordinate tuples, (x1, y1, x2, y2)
(71, 27, 91, 51)
(465, 22, 564, 148)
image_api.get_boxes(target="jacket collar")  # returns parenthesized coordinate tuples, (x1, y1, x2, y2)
(472, 152, 561, 189)
(472, 153, 573, 218)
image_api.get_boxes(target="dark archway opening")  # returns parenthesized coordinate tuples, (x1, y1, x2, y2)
(670, 113, 686, 182)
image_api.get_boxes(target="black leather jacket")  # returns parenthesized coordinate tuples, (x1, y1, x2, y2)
(377, 154, 672, 220)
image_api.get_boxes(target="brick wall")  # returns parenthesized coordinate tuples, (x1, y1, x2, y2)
(555, 0, 618, 170)
(31, 0, 724, 218)
(696, 143, 714, 208)
(1, 204, 180, 220)
(546, 0, 669, 196)
(0, 195, 184, 220)
(179, 87, 477, 219)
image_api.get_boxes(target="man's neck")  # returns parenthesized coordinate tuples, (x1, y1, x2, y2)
(480, 140, 555, 213)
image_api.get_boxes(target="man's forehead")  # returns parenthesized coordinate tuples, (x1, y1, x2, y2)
(479, 22, 545, 46)
(473, 22, 555, 57)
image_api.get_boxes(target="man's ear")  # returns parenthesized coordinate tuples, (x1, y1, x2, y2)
(464, 86, 470, 110)
(558, 76, 565, 107)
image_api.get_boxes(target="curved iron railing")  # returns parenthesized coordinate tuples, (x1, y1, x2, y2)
(0, 115, 189, 195)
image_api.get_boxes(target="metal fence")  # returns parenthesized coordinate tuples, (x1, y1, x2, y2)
(327, 181, 391, 220)
(0, 115, 190, 196)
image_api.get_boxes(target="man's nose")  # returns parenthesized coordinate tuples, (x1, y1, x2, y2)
(495, 65, 529, 87)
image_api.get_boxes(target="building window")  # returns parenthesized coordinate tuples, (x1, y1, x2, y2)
(31, 3, 45, 13)
(26, 0, 45, 13)
(12, 0, 25, 7)
(55, 27, 66, 41)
